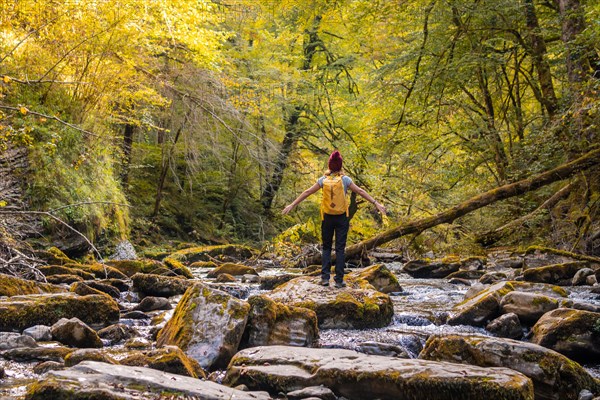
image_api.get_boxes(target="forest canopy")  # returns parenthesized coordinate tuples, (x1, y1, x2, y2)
(0, 0, 599, 258)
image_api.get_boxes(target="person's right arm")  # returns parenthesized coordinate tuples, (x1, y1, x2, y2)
(282, 183, 321, 215)
(348, 182, 387, 215)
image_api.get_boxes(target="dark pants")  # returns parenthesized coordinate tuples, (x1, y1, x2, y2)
(321, 213, 349, 283)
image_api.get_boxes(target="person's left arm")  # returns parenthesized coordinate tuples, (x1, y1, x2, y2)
(282, 183, 321, 215)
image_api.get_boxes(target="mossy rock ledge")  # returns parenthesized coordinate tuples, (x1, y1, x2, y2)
(223, 345, 534, 400)
(0, 273, 66, 297)
(349, 264, 402, 293)
(25, 361, 270, 400)
(522, 261, 589, 285)
(156, 282, 250, 370)
(447, 281, 568, 327)
(420, 334, 600, 400)
(532, 308, 600, 363)
(169, 244, 257, 263)
(267, 276, 393, 329)
(0, 293, 120, 331)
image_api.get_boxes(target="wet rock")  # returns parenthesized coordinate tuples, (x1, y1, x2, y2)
(486, 313, 523, 339)
(216, 273, 237, 282)
(134, 296, 172, 312)
(33, 361, 65, 374)
(531, 308, 600, 363)
(70, 281, 111, 298)
(479, 271, 509, 284)
(523, 262, 589, 285)
(523, 246, 600, 270)
(494, 257, 524, 269)
(169, 244, 257, 263)
(241, 274, 260, 283)
(446, 270, 485, 280)
(80, 280, 121, 298)
(420, 334, 600, 400)
(349, 264, 402, 293)
(131, 272, 192, 297)
(22, 325, 53, 341)
(189, 260, 218, 269)
(64, 348, 118, 367)
(2, 346, 73, 362)
(354, 341, 409, 358)
(38, 265, 96, 280)
(224, 345, 533, 400)
(500, 291, 560, 325)
(97, 278, 129, 292)
(163, 257, 194, 278)
(449, 277, 471, 286)
(259, 274, 298, 290)
(579, 390, 594, 400)
(105, 258, 174, 277)
(97, 323, 139, 345)
(119, 346, 206, 378)
(156, 282, 250, 370)
(35, 247, 75, 265)
(207, 283, 251, 299)
(268, 276, 393, 329)
(109, 240, 137, 260)
(242, 295, 318, 348)
(121, 310, 150, 320)
(573, 268, 595, 286)
(45, 274, 84, 285)
(125, 337, 151, 349)
(51, 317, 103, 348)
(287, 386, 337, 400)
(61, 262, 129, 280)
(402, 259, 460, 278)
(207, 263, 258, 278)
(448, 281, 568, 327)
(0, 292, 119, 331)
(0, 332, 37, 350)
(586, 275, 597, 286)
(0, 272, 66, 297)
(26, 361, 270, 400)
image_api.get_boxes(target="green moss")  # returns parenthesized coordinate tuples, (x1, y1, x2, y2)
(163, 258, 193, 278)
(169, 244, 256, 263)
(525, 246, 600, 263)
(189, 261, 218, 269)
(0, 273, 65, 297)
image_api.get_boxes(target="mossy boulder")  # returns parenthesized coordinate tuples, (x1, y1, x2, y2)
(131, 273, 192, 297)
(45, 274, 84, 285)
(97, 323, 139, 345)
(189, 260, 218, 269)
(206, 263, 258, 278)
(0, 273, 66, 297)
(169, 244, 256, 263)
(51, 317, 103, 348)
(62, 263, 128, 280)
(224, 345, 533, 400)
(64, 349, 118, 367)
(2, 346, 74, 362)
(38, 266, 95, 280)
(242, 295, 318, 348)
(162, 257, 193, 278)
(0, 293, 119, 331)
(119, 346, 206, 378)
(523, 261, 589, 285)
(349, 264, 401, 293)
(499, 291, 561, 325)
(523, 246, 600, 269)
(25, 361, 271, 400)
(531, 308, 600, 363)
(259, 274, 298, 290)
(420, 334, 599, 400)
(104, 258, 170, 277)
(448, 281, 568, 327)
(268, 276, 393, 329)
(35, 247, 75, 265)
(402, 259, 460, 278)
(156, 282, 250, 370)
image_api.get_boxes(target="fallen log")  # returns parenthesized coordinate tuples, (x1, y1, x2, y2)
(301, 148, 600, 266)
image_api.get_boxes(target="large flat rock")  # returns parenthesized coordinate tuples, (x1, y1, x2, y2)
(224, 345, 534, 400)
(26, 361, 270, 400)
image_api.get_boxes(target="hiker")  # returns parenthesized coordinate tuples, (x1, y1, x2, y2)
(282, 150, 387, 288)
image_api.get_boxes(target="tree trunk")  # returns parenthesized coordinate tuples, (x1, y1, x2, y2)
(152, 123, 184, 218)
(559, 0, 588, 84)
(120, 123, 135, 187)
(301, 148, 600, 266)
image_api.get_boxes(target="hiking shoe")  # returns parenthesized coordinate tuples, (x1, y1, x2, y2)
(320, 279, 329, 287)
(334, 281, 347, 288)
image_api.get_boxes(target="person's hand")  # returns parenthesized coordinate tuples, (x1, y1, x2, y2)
(282, 204, 294, 215)
(374, 201, 387, 216)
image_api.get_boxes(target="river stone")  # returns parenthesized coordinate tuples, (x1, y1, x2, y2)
(25, 360, 270, 400)
(523, 261, 589, 284)
(224, 345, 534, 400)
(0, 272, 66, 297)
(572, 268, 595, 286)
(259, 274, 298, 290)
(479, 271, 509, 284)
(38, 265, 95, 281)
(118, 345, 206, 379)
(500, 291, 560, 325)
(109, 240, 137, 260)
(0, 292, 120, 331)
(64, 348, 118, 367)
(70, 281, 110, 298)
(402, 259, 460, 278)
(420, 334, 600, 400)
(349, 264, 402, 293)
(242, 295, 318, 348)
(51, 317, 103, 348)
(448, 281, 568, 327)
(80, 280, 121, 298)
(97, 323, 139, 344)
(131, 272, 192, 297)
(215, 273, 237, 282)
(33, 361, 65, 375)
(45, 274, 84, 285)
(287, 386, 337, 400)
(0, 332, 37, 350)
(61, 262, 129, 280)
(22, 325, 53, 341)
(206, 262, 258, 278)
(355, 341, 410, 358)
(2, 346, 73, 362)
(486, 313, 523, 339)
(156, 282, 250, 370)
(523, 246, 600, 270)
(531, 308, 600, 363)
(268, 276, 393, 329)
(134, 296, 172, 312)
(169, 244, 257, 263)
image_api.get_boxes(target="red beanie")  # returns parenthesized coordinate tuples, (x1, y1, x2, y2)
(328, 150, 343, 172)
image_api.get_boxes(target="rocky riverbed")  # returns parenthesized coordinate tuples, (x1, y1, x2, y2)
(1, 244, 600, 399)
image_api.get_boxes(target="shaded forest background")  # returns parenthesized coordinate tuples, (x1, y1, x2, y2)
(0, 0, 599, 259)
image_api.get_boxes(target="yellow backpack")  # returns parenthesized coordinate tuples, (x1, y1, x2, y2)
(321, 174, 348, 218)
